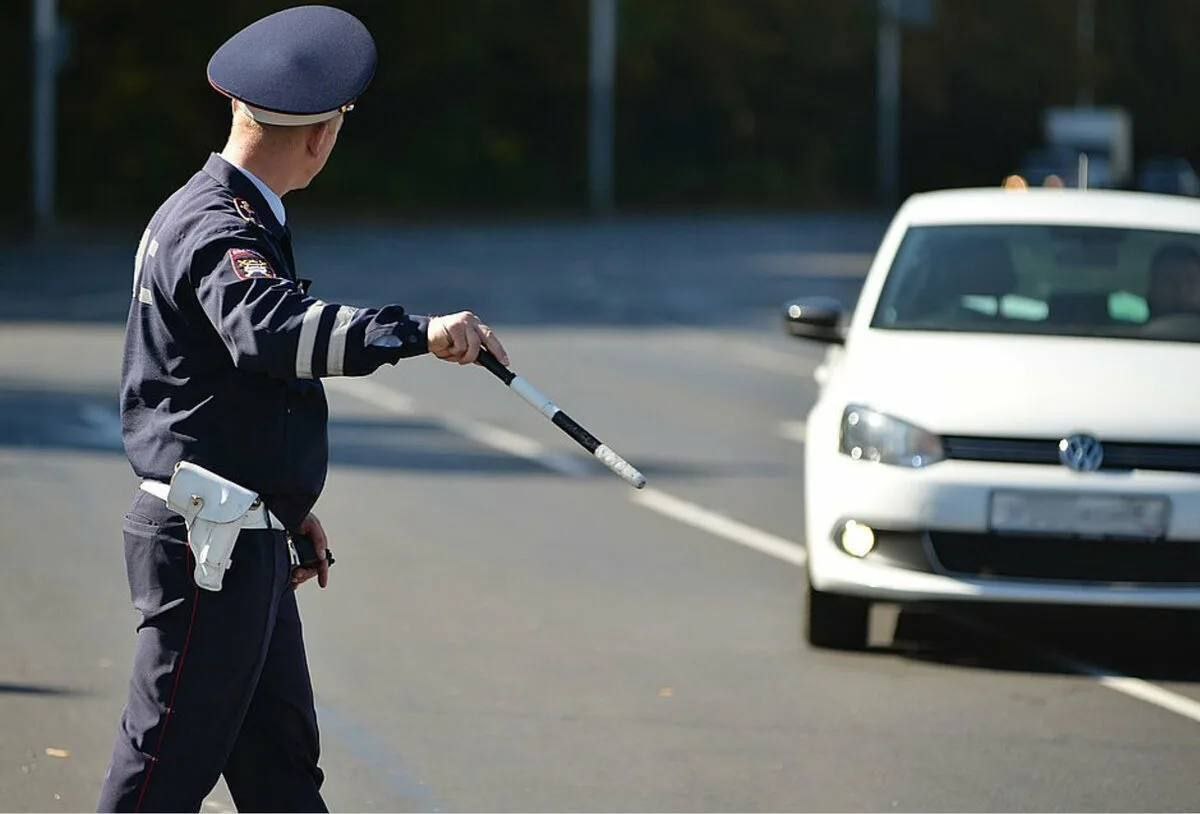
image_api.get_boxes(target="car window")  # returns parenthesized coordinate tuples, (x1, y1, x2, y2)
(871, 224, 1200, 342)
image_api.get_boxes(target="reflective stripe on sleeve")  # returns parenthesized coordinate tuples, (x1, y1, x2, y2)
(326, 306, 358, 376)
(132, 229, 150, 296)
(295, 300, 327, 379)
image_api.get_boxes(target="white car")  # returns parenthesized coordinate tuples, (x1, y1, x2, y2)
(786, 187, 1200, 649)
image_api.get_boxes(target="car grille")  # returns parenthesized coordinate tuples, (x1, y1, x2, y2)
(929, 531, 1200, 584)
(941, 436, 1200, 474)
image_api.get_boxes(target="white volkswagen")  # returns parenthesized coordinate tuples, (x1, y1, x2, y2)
(787, 188, 1200, 649)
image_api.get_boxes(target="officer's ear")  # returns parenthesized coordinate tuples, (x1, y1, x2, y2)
(304, 123, 324, 158)
(304, 118, 343, 159)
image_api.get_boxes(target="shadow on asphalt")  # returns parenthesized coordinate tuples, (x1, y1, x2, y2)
(13, 375, 1193, 685)
(881, 603, 1200, 683)
(0, 682, 85, 697)
(0, 384, 779, 481)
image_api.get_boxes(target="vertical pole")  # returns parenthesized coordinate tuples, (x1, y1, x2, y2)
(1076, 0, 1095, 106)
(876, 0, 901, 207)
(588, 0, 616, 213)
(32, 0, 58, 230)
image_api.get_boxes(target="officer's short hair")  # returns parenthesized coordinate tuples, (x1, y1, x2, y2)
(231, 101, 328, 145)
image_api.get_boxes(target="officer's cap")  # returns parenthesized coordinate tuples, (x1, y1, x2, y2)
(207, 5, 376, 127)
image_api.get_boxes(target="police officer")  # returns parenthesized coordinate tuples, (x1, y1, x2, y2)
(98, 7, 508, 812)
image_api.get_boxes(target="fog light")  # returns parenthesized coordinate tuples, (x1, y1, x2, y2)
(839, 521, 876, 558)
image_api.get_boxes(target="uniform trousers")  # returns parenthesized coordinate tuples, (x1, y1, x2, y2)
(98, 490, 326, 813)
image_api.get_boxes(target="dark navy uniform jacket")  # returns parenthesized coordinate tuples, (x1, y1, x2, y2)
(121, 153, 429, 530)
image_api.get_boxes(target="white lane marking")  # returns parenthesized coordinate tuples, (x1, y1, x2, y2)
(948, 613, 1200, 728)
(328, 378, 588, 478)
(202, 800, 233, 813)
(338, 377, 1200, 728)
(631, 488, 807, 567)
(778, 420, 807, 444)
(338, 379, 798, 555)
(635, 482, 1200, 728)
(1091, 674, 1200, 725)
(438, 413, 589, 477)
(326, 377, 417, 415)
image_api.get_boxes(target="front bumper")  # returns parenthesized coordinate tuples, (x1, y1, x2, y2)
(804, 444, 1200, 608)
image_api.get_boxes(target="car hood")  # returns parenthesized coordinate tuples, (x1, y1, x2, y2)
(836, 330, 1200, 440)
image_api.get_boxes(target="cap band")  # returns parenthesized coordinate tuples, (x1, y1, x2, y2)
(237, 101, 353, 127)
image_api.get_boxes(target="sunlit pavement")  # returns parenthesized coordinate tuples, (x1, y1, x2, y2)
(1, 217, 1197, 812)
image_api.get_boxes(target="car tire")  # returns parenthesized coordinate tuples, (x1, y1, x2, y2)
(805, 581, 870, 650)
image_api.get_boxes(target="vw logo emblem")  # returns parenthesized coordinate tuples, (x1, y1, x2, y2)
(1058, 434, 1104, 472)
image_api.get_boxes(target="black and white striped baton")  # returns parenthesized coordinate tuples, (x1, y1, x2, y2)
(475, 348, 647, 489)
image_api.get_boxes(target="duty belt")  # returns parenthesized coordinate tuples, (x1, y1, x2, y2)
(139, 480, 283, 530)
(137, 462, 290, 591)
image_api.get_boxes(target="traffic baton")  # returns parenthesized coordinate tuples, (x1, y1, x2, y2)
(475, 348, 647, 489)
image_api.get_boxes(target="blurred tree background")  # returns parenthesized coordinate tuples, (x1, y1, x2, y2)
(4, 0, 1200, 228)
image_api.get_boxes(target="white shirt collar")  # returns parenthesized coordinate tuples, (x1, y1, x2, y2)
(219, 155, 287, 227)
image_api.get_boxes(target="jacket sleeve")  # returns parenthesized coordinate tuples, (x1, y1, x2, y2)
(191, 236, 429, 380)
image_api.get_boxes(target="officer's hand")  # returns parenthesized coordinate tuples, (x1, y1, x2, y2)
(292, 512, 331, 589)
(428, 311, 509, 366)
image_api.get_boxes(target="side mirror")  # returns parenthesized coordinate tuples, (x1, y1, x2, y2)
(782, 297, 846, 344)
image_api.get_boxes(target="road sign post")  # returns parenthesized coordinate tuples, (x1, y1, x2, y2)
(588, 0, 617, 214)
(876, 0, 901, 207)
(32, 0, 60, 230)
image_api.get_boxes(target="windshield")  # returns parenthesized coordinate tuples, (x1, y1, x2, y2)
(871, 224, 1200, 343)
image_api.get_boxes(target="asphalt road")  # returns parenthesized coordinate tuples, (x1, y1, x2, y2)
(1, 216, 1198, 812)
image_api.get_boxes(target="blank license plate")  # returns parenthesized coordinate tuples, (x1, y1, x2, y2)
(990, 491, 1169, 539)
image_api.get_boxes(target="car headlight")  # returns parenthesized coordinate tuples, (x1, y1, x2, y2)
(839, 405, 944, 468)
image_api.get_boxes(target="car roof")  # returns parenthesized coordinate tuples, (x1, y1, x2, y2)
(899, 187, 1200, 233)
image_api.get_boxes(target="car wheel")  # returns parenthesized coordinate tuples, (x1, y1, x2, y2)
(805, 581, 870, 650)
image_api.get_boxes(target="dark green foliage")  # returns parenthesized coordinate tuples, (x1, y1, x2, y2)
(4, 0, 1200, 223)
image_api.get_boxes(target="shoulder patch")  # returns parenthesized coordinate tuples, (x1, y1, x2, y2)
(233, 197, 264, 227)
(229, 248, 277, 280)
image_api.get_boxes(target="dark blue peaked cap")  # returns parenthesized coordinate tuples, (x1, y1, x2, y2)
(207, 5, 376, 125)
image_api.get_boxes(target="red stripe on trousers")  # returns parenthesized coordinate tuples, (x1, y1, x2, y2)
(134, 576, 201, 813)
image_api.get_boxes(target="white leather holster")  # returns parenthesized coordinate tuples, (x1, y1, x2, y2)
(140, 462, 278, 592)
